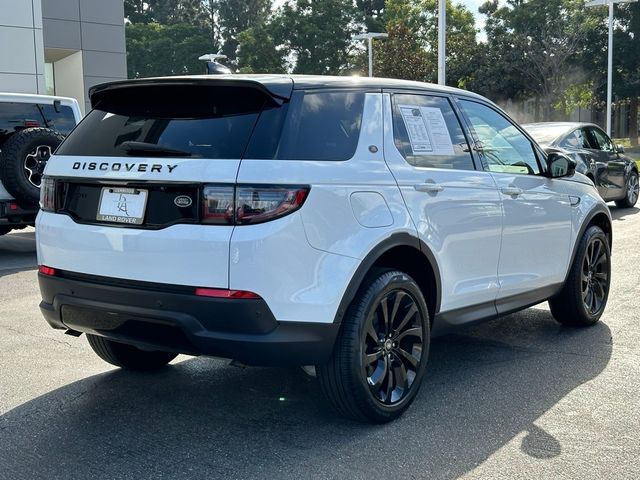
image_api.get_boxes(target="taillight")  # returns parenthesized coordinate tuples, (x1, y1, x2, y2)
(202, 185, 234, 224)
(236, 185, 310, 225)
(202, 184, 310, 225)
(39, 176, 56, 211)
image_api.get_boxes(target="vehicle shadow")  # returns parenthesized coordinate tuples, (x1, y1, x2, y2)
(609, 205, 639, 221)
(0, 308, 612, 480)
(0, 230, 37, 278)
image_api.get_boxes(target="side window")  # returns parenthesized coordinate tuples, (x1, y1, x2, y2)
(559, 129, 592, 149)
(459, 99, 540, 175)
(275, 90, 365, 161)
(391, 94, 474, 170)
(589, 127, 614, 153)
(39, 104, 77, 135)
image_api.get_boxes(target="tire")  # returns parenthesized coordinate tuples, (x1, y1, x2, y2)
(86, 334, 177, 371)
(549, 225, 611, 327)
(317, 270, 430, 423)
(0, 226, 12, 236)
(0, 128, 65, 205)
(615, 170, 639, 208)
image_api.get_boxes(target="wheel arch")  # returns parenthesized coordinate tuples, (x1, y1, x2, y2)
(565, 206, 612, 284)
(333, 233, 441, 324)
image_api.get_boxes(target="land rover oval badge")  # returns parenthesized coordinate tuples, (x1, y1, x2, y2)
(174, 195, 192, 208)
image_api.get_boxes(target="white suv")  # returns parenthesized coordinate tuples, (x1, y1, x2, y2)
(36, 75, 612, 423)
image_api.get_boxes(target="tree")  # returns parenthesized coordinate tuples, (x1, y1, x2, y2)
(374, 23, 430, 81)
(613, 2, 640, 144)
(124, 0, 207, 26)
(126, 23, 217, 78)
(217, 0, 272, 65)
(356, 0, 386, 31)
(470, 0, 606, 121)
(379, 0, 478, 86)
(273, 0, 359, 75)
(237, 22, 287, 73)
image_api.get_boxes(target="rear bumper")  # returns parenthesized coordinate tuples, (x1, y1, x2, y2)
(38, 271, 339, 366)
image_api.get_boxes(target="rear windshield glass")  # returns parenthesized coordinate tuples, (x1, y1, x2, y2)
(57, 87, 365, 161)
(523, 125, 569, 145)
(39, 104, 77, 135)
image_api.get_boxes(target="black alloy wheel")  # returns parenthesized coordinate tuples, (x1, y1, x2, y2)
(317, 270, 430, 423)
(362, 289, 424, 405)
(616, 171, 639, 208)
(581, 236, 608, 316)
(549, 225, 610, 327)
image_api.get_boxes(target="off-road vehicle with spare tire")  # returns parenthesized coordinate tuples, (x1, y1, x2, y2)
(0, 93, 81, 235)
(36, 75, 612, 423)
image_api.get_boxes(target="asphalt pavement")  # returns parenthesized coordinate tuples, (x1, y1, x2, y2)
(0, 212, 639, 479)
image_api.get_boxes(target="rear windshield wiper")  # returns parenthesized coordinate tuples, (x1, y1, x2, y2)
(119, 141, 194, 157)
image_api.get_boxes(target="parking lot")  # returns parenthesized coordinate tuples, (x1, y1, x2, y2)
(1, 209, 639, 480)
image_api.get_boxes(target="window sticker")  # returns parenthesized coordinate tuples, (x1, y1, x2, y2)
(398, 105, 455, 156)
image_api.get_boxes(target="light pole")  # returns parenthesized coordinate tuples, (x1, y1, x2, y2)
(438, 0, 446, 85)
(354, 32, 389, 77)
(585, 0, 638, 136)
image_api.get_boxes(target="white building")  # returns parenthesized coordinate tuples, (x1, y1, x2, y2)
(0, 0, 127, 114)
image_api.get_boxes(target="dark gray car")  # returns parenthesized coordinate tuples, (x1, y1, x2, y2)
(523, 122, 639, 208)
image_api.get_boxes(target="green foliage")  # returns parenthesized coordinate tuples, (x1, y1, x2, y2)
(374, 23, 430, 81)
(273, 0, 359, 75)
(217, 0, 272, 63)
(378, 0, 478, 86)
(237, 23, 286, 74)
(126, 23, 216, 78)
(553, 82, 594, 115)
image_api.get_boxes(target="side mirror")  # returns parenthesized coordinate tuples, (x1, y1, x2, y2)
(547, 152, 576, 178)
(616, 144, 625, 154)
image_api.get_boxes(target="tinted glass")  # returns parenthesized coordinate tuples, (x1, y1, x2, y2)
(57, 109, 260, 158)
(269, 90, 364, 161)
(0, 102, 44, 137)
(558, 128, 592, 149)
(392, 94, 473, 170)
(39, 104, 77, 135)
(57, 86, 271, 158)
(460, 100, 540, 175)
(589, 127, 614, 152)
(524, 124, 568, 145)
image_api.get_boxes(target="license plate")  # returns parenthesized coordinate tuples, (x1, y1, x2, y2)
(96, 187, 148, 225)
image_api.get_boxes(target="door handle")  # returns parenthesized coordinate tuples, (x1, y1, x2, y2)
(414, 182, 444, 193)
(500, 186, 523, 196)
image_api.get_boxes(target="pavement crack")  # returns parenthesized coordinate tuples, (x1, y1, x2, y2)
(0, 324, 73, 348)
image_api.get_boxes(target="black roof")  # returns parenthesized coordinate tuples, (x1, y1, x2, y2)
(89, 74, 489, 108)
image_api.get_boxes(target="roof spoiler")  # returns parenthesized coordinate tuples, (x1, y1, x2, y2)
(89, 76, 294, 109)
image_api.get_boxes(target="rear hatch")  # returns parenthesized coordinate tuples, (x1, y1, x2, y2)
(38, 77, 292, 287)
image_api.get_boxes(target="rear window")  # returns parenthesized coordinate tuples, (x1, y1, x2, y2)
(0, 102, 76, 137)
(57, 87, 365, 161)
(0, 103, 43, 134)
(39, 104, 77, 135)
